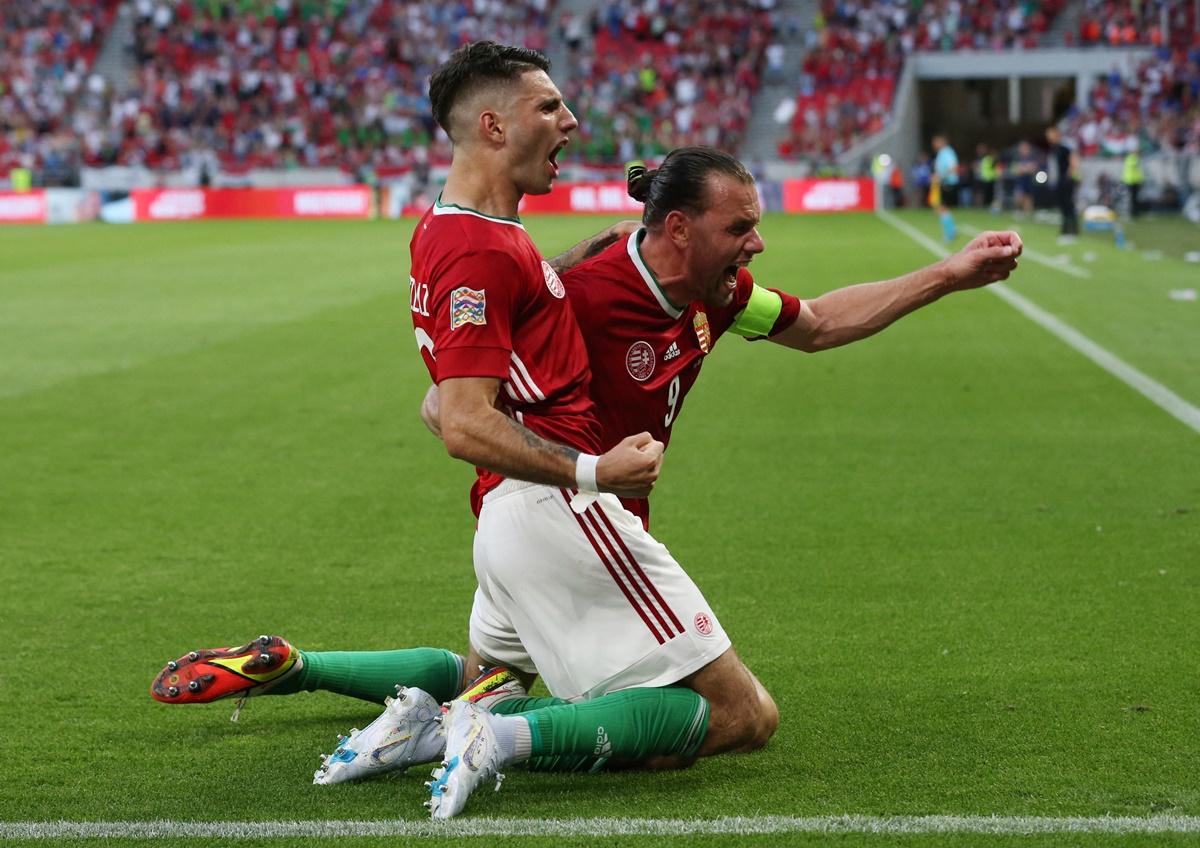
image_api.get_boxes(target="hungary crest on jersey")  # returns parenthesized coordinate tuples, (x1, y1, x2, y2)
(693, 310, 711, 353)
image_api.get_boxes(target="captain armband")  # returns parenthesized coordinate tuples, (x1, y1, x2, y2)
(729, 284, 784, 338)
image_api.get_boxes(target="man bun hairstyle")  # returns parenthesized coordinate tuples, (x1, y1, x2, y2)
(626, 147, 754, 228)
(428, 41, 551, 140)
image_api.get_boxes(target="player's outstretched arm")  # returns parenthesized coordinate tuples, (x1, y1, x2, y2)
(546, 220, 640, 274)
(769, 230, 1022, 352)
(438, 377, 663, 498)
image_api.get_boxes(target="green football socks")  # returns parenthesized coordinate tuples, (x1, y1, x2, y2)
(271, 648, 464, 704)
(491, 686, 709, 772)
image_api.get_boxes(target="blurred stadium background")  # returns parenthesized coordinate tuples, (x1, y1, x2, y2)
(2, 0, 1199, 228)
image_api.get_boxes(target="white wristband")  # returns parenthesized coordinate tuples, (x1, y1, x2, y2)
(574, 453, 599, 494)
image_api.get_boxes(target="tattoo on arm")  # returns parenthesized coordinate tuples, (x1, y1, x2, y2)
(547, 230, 616, 274)
(581, 235, 610, 260)
(503, 414, 580, 464)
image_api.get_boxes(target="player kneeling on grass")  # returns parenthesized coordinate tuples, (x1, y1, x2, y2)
(151, 145, 1023, 817)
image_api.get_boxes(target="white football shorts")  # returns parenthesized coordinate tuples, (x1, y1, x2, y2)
(468, 479, 730, 702)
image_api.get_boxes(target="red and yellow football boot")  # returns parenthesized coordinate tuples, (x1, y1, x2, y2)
(150, 635, 300, 703)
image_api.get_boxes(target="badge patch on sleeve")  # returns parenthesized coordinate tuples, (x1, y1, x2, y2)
(450, 286, 487, 329)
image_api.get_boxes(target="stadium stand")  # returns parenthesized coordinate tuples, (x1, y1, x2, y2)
(118, 0, 556, 175)
(776, 0, 1066, 159)
(4, 0, 775, 177)
(4, 0, 1196, 186)
(554, 0, 774, 165)
(0, 0, 122, 183)
(1060, 49, 1200, 156)
(1075, 0, 1197, 48)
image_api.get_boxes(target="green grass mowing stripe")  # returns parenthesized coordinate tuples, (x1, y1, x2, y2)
(0, 220, 412, 398)
(1, 215, 1196, 828)
(877, 209, 1200, 434)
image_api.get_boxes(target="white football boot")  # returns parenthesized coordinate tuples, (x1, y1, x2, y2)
(313, 685, 444, 785)
(425, 700, 509, 819)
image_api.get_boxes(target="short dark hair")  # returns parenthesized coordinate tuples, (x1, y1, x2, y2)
(626, 147, 754, 228)
(428, 41, 551, 139)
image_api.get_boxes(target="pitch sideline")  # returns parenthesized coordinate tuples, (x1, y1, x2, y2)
(4, 815, 1200, 839)
(877, 209, 1200, 436)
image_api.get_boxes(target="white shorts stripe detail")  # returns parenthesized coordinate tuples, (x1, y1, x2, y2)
(8, 816, 1200, 838)
(579, 502, 675, 642)
(585, 502, 682, 638)
(503, 381, 523, 403)
(476, 480, 728, 700)
(593, 502, 685, 635)
(561, 490, 666, 643)
(510, 352, 546, 401)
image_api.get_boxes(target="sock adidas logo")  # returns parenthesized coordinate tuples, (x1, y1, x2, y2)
(594, 725, 612, 757)
(663, 341, 680, 361)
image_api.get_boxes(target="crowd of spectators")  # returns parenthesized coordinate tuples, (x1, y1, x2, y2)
(3, 0, 776, 179)
(0, 0, 121, 181)
(1076, 0, 1197, 49)
(554, 1, 774, 165)
(1060, 49, 1200, 156)
(7, 0, 1198, 183)
(776, 0, 1065, 159)
(110, 0, 553, 175)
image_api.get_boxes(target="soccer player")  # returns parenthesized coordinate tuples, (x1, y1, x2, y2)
(152, 45, 779, 819)
(150, 145, 1023, 815)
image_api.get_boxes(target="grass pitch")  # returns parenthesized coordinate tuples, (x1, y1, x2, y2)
(0, 210, 1197, 846)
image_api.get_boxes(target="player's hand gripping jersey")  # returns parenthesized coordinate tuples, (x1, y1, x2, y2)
(562, 229, 801, 526)
(409, 199, 603, 514)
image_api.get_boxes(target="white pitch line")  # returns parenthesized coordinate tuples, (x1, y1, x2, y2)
(4, 816, 1200, 839)
(877, 209, 1200, 436)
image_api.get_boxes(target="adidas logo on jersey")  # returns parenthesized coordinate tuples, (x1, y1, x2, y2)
(663, 342, 681, 361)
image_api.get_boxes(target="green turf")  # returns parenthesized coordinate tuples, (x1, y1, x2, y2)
(0, 213, 1196, 846)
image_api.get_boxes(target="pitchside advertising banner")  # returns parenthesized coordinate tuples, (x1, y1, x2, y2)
(0, 190, 49, 223)
(1, 179, 872, 223)
(0, 189, 101, 224)
(130, 186, 374, 221)
(516, 178, 874, 215)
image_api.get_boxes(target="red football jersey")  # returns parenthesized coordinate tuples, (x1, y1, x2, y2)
(563, 229, 801, 526)
(410, 199, 602, 513)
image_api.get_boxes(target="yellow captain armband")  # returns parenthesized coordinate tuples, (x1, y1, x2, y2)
(730, 284, 784, 338)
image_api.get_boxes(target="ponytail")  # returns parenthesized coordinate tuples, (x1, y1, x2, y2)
(623, 147, 753, 228)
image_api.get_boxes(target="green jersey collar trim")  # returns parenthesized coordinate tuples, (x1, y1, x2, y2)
(432, 194, 525, 228)
(627, 228, 684, 318)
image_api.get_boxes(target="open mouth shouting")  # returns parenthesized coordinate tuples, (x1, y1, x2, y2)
(548, 139, 568, 177)
(722, 260, 750, 291)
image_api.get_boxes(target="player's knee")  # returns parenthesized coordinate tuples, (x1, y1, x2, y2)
(747, 692, 780, 751)
(716, 688, 778, 753)
(704, 696, 765, 753)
